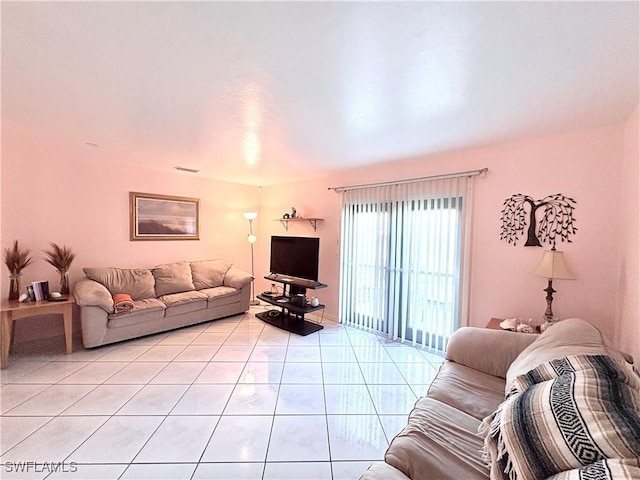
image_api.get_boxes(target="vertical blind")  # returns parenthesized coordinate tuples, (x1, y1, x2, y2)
(338, 173, 479, 352)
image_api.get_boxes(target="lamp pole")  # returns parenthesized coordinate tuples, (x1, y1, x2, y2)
(244, 212, 259, 306)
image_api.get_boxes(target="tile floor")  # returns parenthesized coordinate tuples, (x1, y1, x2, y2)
(0, 307, 443, 480)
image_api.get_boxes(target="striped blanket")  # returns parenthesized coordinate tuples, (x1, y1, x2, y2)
(480, 355, 640, 480)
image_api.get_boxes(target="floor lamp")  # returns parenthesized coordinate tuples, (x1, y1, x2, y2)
(243, 212, 260, 306)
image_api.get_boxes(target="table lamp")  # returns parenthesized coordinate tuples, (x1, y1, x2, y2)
(532, 248, 574, 320)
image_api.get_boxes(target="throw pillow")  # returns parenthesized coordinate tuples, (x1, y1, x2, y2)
(153, 261, 195, 296)
(83, 267, 156, 300)
(190, 258, 233, 290)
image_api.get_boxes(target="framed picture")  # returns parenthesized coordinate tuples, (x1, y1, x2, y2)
(130, 192, 200, 241)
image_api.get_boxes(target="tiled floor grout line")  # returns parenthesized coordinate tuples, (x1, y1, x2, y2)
(259, 318, 290, 479)
(347, 327, 386, 439)
(318, 336, 333, 480)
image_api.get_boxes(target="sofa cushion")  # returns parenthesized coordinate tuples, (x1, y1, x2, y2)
(107, 298, 166, 328)
(159, 291, 208, 316)
(427, 362, 506, 421)
(446, 327, 537, 379)
(83, 267, 156, 300)
(190, 258, 233, 290)
(385, 397, 489, 480)
(199, 286, 241, 307)
(153, 261, 195, 296)
(505, 318, 628, 394)
(482, 355, 640, 480)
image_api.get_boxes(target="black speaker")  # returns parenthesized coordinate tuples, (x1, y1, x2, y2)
(292, 294, 306, 307)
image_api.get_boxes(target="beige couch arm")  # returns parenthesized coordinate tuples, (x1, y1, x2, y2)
(73, 278, 114, 313)
(445, 327, 538, 379)
(360, 462, 411, 480)
(223, 267, 254, 289)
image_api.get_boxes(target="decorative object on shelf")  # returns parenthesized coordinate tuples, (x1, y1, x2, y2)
(500, 193, 577, 247)
(516, 318, 535, 334)
(292, 293, 306, 307)
(499, 318, 517, 331)
(242, 211, 259, 306)
(130, 192, 200, 241)
(3, 240, 33, 300)
(532, 248, 575, 320)
(290, 207, 297, 218)
(43, 243, 75, 295)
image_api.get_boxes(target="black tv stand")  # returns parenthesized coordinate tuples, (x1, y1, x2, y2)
(256, 275, 327, 336)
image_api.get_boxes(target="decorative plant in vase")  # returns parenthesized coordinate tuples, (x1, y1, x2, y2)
(4, 240, 33, 300)
(43, 243, 75, 295)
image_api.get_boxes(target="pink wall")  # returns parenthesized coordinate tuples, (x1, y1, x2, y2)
(615, 105, 639, 361)
(1, 125, 258, 342)
(255, 179, 341, 314)
(3, 116, 636, 355)
(259, 122, 630, 345)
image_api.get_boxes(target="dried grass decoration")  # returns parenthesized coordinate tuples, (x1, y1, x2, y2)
(4, 240, 33, 300)
(44, 243, 75, 295)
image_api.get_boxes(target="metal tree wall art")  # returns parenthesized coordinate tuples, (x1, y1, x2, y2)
(500, 193, 577, 248)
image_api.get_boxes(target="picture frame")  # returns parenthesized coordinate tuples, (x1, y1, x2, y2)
(130, 192, 200, 241)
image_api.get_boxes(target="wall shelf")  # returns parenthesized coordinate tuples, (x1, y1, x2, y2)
(275, 217, 323, 232)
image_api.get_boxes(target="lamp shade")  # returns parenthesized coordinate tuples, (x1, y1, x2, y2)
(247, 234, 257, 244)
(532, 250, 575, 280)
(243, 212, 258, 220)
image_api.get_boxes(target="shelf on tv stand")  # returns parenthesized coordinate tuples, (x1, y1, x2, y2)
(256, 295, 325, 336)
(256, 276, 327, 335)
(255, 310, 323, 336)
(264, 274, 327, 290)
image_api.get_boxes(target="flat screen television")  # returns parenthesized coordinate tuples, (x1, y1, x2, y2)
(269, 236, 320, 282)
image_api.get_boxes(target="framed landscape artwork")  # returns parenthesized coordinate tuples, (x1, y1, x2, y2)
(130, 192, 200, 241)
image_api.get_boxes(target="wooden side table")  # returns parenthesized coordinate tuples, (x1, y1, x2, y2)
(1, 298, 75, 369)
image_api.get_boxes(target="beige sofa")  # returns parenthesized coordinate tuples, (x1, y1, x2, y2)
(73, 259, 252, 348)
(361, 319, 640, 480)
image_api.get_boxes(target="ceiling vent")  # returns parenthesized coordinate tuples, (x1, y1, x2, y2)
(174, 166, 200, 173)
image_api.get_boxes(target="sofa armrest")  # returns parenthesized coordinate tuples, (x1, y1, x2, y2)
(73, 278, 114, 313)
(359, 462, 411, 480)
(223, 267, 254, 289)
(445, 327, 538, 379)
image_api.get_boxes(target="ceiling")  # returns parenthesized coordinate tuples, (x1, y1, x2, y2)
(3, 2, 638, 186)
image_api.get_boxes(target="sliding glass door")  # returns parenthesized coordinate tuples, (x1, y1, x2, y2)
(338, 175, 476, 352)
